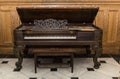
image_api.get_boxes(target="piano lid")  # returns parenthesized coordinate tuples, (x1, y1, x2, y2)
(17, 7, 99, 24)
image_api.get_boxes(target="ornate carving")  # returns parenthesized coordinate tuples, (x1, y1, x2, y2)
(34, 19, 68, 30)
(92, 43, 102, 69)
(14, 45, 23, 71)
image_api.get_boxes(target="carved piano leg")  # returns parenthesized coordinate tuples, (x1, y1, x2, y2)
(14, 46, 23, 71)
(93, 44, 102, 69)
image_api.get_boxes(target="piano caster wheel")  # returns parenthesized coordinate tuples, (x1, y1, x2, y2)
(94, 62, 101, 69)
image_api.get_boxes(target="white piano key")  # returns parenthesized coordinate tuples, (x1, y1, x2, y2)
(24, 35, 76, 40)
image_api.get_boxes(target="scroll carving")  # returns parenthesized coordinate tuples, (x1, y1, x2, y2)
(34, 19, 68, 30)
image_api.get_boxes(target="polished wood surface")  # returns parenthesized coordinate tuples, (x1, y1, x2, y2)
(0, 0, 120, 54)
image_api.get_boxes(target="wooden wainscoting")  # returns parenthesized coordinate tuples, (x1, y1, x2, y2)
(0, 0, 120, 54)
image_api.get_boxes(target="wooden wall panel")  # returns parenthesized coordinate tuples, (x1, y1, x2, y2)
(117, 11, 120, 42)
(0, 1, 120, 54)
(0, 10, 2, 46)
(0, 6, 20, 54)
(1, 11, 13, 45)
(107, 10, 118, 43)
(95, 9, 120, 54)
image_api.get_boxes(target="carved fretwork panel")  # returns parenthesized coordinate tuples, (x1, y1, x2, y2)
(34, 19, 68, 30)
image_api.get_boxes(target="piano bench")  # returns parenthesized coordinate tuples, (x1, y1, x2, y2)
(30, 48, 75, 73)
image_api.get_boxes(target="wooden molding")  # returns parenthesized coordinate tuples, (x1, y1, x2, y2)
(0, 0, 120, 5)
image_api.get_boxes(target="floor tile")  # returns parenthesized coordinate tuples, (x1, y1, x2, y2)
(87, 68, 95, 71)
(0, 58, 119, 79)
(29, 77, 37, 79)
(71, 77, 79, 79)
(95, 63, 120, 77)
(100, 60, 107, 63)
(112, 77, 119, 79)
(1, 61, 8, 64)
(80, 71, 112, 79)
(50, 68, 57, 71)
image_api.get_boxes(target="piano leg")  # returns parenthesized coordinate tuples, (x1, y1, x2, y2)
(93, 44, 102, 69)
(14, 46, 23, 71)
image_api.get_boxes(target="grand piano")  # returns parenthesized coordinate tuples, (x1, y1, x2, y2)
(14, 7, 102, 71)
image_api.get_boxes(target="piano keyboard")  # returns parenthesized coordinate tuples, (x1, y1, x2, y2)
(24, 36, 76, 40)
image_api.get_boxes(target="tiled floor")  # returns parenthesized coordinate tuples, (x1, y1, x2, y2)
(0, 58, 120, 79)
